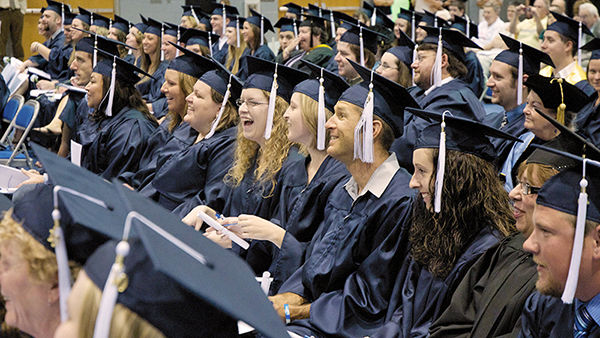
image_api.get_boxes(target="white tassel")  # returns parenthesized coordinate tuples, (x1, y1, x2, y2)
(434, 113, 448, 213)
(236, 18, 240, 48)
(465, 15, 470, 38)
(160, 25, 165, 61)
(93, 240, 130, 338)
(206, 78, 231, 139)
(353, 75, 374, 163)
(370, 8, 377, 26)
(175, 27, 180, 57)
(432, 28, 442, 88)
(260, 271, 271, 295)
(51, 208, 71, 323)
(106, 56, 116, 117)
(264, 64, 278, 139)
(359, 26, 365, 67)
(260, 16, 264, 46)
(517, 43, 523, 105)
(412, 46, 417, 87)
(317, 70, 326, 150)
(411, 12, 415, 42)
(93, 36, 98, 67)
(190, 7, 199, 25)
(330, 12, 335, 42)
(562, 160, 589, 304)
(208, 33, 213, 57)
(222, 6, 226, 37)
(434, 16, 438, 28)
(578, 21, 582, 66)
(109, 19, 112, 31)
(61, 4, 65, 32)
(293, 21, 298, 51)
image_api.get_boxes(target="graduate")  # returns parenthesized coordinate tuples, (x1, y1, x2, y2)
(333, 23, 380, 85)
(282, 14, 334, 71)
(375, 29, 414, 87)
(391, 26, 489, 172)
(143, 48, 241, 211)
(159, 22, 179, 62)
(89, 12, 110, 36)
(274, 17, 299, 64)
(281, 2, 303, 20)
(225, 15, 247, 74)
(136, 17, 169, 111)
(375, 109, 518, 337)
(180, 27, 217, 56)
(450, 15, 485, 98)
(78, 49, 157, 179)
(210, 4, 239, 65)
(215, 61, 351, 295)
(180, 56, 307, 222)
(118, 44, 208, 190)
(395, 8, 423, 41)
(180, 5, 201, 29)
(267, 60, 419, 337)
(237, 10, 276, 81)
(576, 38, 600, 147)
(124, 19, 147, 66)
(540, 11, 595, 96)
(108, 15, 131, 58)
(518, 152, 600, 337)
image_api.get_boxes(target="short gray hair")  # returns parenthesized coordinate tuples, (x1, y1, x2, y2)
(580, 2, 599, 17)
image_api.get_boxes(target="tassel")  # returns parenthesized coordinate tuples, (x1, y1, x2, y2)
(175, 27, 180, 57)
(106, 56, 116, 117)
(264, 64, 278, 139)
(412, 46, 417, 86)
(561, 159, 589, 303)
(128, 23, 133, 55)
(434, 16, 438, 28)
(551, 78, 566, 124)
(411, 12, 415, 42)
(432, 28, 443, 88)
(93, 36, 98, 67)
(260, 16, 264, 46)
(206, 77, 231, 139)
(49, 208, 71, 323)
(190, 7, 199, 25)
(160, 24, 165, 61)
(517, 43, 523, 105)
(61, 4, 65, 32)
(260, 271, 271, 295)
(109, 19, 112, 31)
(465, 15, 470, 38)
(434, 112, 448, 213)
(222, 6, 226, 37)
(330, 12, 335, 42)
(578, 21, 582, 66)
(317, 69, 326, 150)
(93, 240, 130, 338)
(359, 26, 365, 66)
(293, 21, 298, 51)
(371, 8, 377, 26)
(353, 73, 374, 163)
(236, 17, 240, 48)
(208, 33, 213, 57)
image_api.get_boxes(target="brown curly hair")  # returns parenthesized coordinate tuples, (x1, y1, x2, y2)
(409, 149, 516, 278)
(224, 90, 291, 196)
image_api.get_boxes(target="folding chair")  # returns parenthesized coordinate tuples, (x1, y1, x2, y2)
(0, 94, 24, 147)
(0, 100, 39, 167)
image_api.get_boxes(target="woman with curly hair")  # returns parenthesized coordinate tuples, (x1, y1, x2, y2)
(373, 109, 518, 337)
(78, 51, 157, 179)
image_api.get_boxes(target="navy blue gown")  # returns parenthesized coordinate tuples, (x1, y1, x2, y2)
(79, 107, 157, 179)
(462, 51, 485, 98)
(143, 126, 237, 211)
(47, 43, 73, 81)
(136, 61, 168, 106)
(237, 45, 275, 81)
(29, 31, 65, 71)
(576, 94, 600, 148)
(280, 160, 415, 337)
(211, 39, 228, 65)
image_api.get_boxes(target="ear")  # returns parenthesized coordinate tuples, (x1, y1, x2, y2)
(440, 53, 449, 69)
(48, 282, 60, 304)
(591, 223, 600, 260)
(372, 118, 383, 142)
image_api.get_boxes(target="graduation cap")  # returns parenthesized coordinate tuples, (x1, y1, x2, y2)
(451, 15, 478, 39)
(344, 58, 420, 162)
(548, 11, 594, 65)
(534, 162, 600, 303)
(166, 42, 211, 79)
(494, 34, 554, 105)
(339, 23, 384, 65)
(399, 8, 424, 42)
(419, 10, 451, 28)
(75, 7, 91, 26)
(581, 37, 600, 61)
(87, 181, 289, 338)
(244, 56, 310, 139)
(133, 15, 147, 34)
(181, 27, 219, 51)
(71, 27, 134, 65)
(387, 29, 416, 68)
(63, 11, 76, 25)
(246, 9, 274, 47)
(274, 17, 298, 34)
(332, 10, 358, 30)
(45, 0, 70, 22)
(420, 26, 481, 87)
(93, 48, 153, 116)
(226, 15, 245, 48)
(162, 21, 179, 38)
(281, 2, 303, 16)
(297, 60, 350, 149)
(91, 12, 110, 29)
(181, 4, 202, 24)
(112, 14, 130, 34)
(409, 108, 522, 212)
(211, 4, 239, 36)
(300, 13, 327, 30)
(524, 74, 590, 125)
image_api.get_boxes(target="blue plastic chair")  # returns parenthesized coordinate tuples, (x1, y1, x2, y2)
(0, 99, 39, 167)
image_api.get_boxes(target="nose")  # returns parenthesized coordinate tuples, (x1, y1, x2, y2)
(522, 231, 538, 254)
(408, 174, 419, 189)
(160, 82, 167, 94)
(486, 77, 494, 88)
(508, 183, 522, 201)
(411, 60, 418, 70)
(325, 115, 336, 130)
(375, 64, 383, 74)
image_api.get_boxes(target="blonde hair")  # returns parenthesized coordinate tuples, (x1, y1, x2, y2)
(297, 92, 333, 152)
(225, 90, 291, 194)
(0, 210, 79, 283)
(68, 21, 91, 66)
(226, 39, 248, 74)
(211, 88, 239, 132)
(76, 273, 165, 338)
(181, 15, 199, 28)
(94, 26, 109, 37)
(139, 33, 162, 84)
(166, 71, 197, 132)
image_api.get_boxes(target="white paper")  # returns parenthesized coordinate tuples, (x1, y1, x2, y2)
(0, 164, 28, 193)
(197, 211, 250, 249)
(27, 67, 52, 80)
(70, 140, 82, 167)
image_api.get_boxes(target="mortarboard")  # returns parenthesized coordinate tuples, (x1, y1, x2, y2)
(71, 27, 134, 66)
(244, 56, 309, 139)
(281, 2, 303, 15)
(45, 0, 70, 17)
(451, 15, 478, 39)
(133, 15, 147, 34)
(300, 13, 327, 30)
(75, 7, 91, 26)
(181, 27, 219, 49)
(387, 29, 416, 68)
(339, 22, 384, 65)
(181, 4, 202, 24)
(409, 107, 521, 212)
(91, 12, 110, 29)
(166, 42, 212, 79)
(548, 11, 594, 65)
(162, 21, 178, 37)
(246, 9, 274, 47)
(332, 10, 358, 30)
(581, 37, 600, 61)
(399, 8, 424, 42)
(112, 14, 130, 34)
(494, 34, 554, 104)
(87, 181, 290, 338)
(524, 74, 590, 124)
(274, 17, 298, 34)
(211, 4, 239, 36)
(226, 15, 245, 48)
(297, 60, 350, 149)
(343, 58, 420, 162)
(419, 10, 451, 28)
(63, 11, 76, 25)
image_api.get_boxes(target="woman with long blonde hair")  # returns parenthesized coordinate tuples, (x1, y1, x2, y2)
(225, 16, 247, 75)
(236, 11, 275, 80)
(136, 17, 169, 110)
(124, 21, 145, 66)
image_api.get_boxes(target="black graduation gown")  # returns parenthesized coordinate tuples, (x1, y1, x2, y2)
(576, 94, 600, 148)
(80, 107, 157, 179)
(391, 79, 489, 171)
(144, 126, 237, 211)
(211, 39, 228, 65)
(47, 43, 73, 81)
(519, 291, 600, 337)
(429, 233, 537, 338)
(248, 155, 350, 294)
(118, 119, 197, 189)
(462, 51, 485, 98)
(374, 226, 502, 338)
(237, 45, 275, 81)
(136, 61, 168, 105)
(29, 31, 65, 71)
(281, 166, 415, 337)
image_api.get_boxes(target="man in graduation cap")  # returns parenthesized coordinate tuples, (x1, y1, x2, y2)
(450, 15, 486, 98)
(19, 0, 67, 73)
(282, 14, 333, 71)
(540, 11, 595, 96)
(269, 61, 419, 337)
(281, 2, 302, 19)
(210, 4, 238, 65)
(391, 26, 490, 171)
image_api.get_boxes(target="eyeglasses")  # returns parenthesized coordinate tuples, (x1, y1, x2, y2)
(378, 63, 398, 71)
(518, 181, 541, 195)
(236, 98, 268, 108)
